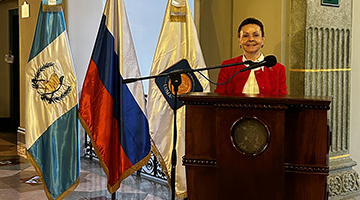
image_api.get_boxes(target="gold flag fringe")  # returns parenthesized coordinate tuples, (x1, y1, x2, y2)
(78, 114, 151, 194)
(26, 151, 79, 200)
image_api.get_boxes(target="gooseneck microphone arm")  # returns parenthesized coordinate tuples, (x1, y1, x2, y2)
(123, 55, 277, 84)
(195, 55, 278, 85)
(122, 60, 254, 84)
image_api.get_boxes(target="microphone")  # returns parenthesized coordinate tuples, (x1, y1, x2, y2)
(242, 55, 277, 72)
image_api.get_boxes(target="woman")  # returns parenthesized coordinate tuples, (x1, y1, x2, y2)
(214, 17, 287, 95)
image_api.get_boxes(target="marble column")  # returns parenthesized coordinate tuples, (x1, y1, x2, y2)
(290, 0, 360, 198)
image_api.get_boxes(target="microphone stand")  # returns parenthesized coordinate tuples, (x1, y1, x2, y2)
(122, 59, 256, 200)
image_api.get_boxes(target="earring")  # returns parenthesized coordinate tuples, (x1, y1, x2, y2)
(239, 45, 242, 49)
(261, 44, 264, 48)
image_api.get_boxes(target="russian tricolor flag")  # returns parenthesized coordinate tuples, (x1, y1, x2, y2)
(79, 0, 150, 194)
(25, 1, 80, 199)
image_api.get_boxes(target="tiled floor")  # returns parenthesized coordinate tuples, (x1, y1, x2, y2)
(0, 131, 173, 200)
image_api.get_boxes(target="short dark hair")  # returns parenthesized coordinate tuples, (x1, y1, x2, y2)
(238, 17, 265, 38)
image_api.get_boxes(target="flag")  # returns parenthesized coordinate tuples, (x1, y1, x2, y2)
(147, 0, 210, 198)
(25, 1, 80, 199)
(78, 0, 150, 194)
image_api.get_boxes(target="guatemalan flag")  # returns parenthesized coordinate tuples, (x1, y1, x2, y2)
(25, 1, 80, 199)
(79, 0, 150, 194)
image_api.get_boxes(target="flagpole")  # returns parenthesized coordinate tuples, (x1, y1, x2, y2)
(112, 193, 116, 200)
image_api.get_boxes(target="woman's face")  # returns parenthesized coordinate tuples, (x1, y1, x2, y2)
(238, 24, 264, 56)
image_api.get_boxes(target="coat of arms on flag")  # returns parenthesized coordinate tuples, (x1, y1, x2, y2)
(25, 1, 80, 199)
(31, 62, 72, 104)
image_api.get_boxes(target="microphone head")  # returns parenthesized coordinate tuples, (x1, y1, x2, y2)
(264, 55, 277, 67)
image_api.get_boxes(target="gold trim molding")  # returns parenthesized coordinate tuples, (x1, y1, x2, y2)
(290, 68, 351, 72)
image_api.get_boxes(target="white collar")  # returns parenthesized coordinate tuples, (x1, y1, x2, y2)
(243, 53, 265, 71)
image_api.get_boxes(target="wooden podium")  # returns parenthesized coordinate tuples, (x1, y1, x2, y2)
(179, 92, 330, 200)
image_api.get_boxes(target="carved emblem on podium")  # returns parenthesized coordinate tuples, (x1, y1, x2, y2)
(230, 117, 270, 156)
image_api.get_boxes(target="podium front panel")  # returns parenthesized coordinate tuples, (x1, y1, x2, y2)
(180, 93, 330, 200)
(215, 107, 285, 200)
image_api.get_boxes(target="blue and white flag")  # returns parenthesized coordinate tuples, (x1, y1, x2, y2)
(25, 1, 80, 199)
